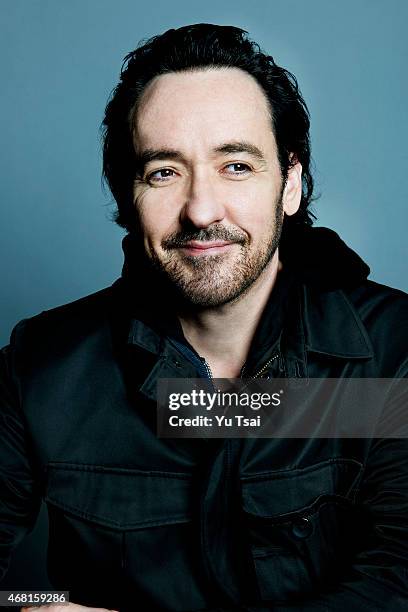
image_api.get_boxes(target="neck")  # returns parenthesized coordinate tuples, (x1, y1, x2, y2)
(178, 251, 282, 378)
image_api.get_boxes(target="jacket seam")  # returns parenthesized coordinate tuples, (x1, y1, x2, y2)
(45, 496, 191, 529)
(240, 457, 363, 482)
(46, 463, 192, 478)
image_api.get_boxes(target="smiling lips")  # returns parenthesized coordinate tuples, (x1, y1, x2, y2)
(179, 240, 236, 256)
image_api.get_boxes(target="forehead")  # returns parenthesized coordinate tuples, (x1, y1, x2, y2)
(133, 67, 275, 153)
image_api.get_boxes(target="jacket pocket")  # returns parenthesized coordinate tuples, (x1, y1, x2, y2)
(44, 462, 195, 610)
(241, 457, 364, 604)
(45, 462, 192, 529)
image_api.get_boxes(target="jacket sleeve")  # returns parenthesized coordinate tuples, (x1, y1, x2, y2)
(0, 324, 42, 584)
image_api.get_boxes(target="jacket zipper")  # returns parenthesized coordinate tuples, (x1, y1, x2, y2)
(250, 353, 280, 378)
(202, 353, 280, 380)
(201, 357, 214, 380)
(240, 352, 280, 379)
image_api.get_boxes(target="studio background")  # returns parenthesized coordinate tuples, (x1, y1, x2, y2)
(1, 0, 407, 589)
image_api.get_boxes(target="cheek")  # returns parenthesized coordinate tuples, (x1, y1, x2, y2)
(227, 184, 279, 234)
(136, 191, 181, 244)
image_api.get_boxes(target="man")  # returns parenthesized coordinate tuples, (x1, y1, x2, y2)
(1, 23, 408, 612)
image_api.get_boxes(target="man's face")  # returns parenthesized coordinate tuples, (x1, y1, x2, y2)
(133, 67, 301, 307)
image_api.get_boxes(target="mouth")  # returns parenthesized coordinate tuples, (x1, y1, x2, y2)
(177, 240, 236, 256)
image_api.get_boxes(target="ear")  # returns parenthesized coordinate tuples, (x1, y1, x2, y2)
(282, 159, 302, 216)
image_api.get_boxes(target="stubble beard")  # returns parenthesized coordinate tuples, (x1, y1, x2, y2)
(148, 197, 284, 308)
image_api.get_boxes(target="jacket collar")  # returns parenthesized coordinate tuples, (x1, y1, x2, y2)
(119, 225, 374, 362)
(278, 224, 373, 360)
(122, 288, 374, 377)
(302, 285, 373, 359)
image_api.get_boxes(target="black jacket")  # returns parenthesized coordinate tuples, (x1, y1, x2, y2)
(1, 227, 408, 611)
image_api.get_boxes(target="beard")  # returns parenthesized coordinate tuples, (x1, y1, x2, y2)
(147, 195, 284, 308)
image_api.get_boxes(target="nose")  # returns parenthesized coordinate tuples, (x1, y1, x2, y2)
(179, 170, 226, 228)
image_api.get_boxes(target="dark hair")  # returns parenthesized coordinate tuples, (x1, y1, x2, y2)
(102, 23, 316, 233)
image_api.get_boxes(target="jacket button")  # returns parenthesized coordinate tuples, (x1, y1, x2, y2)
(292, 517, 313, 539)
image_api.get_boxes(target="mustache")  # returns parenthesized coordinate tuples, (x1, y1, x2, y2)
(162, 225, 247, 249)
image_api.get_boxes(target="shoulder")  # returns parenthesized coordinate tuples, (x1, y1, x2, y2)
(6, 281, 122, 361)
(345, 279, 408, 375)
(346, 279, 408, 329)
(348, 277, 407, 305)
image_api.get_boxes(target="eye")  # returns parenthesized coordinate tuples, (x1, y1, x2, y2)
(146, 168, 177, 184)
(222, 162, 252, 176)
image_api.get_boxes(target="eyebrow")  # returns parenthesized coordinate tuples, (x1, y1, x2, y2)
(213, 141, 267, 163)
(135, 140, 267, 171)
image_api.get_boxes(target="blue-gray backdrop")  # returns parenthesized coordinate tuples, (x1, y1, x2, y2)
(1, 0, 407, 590)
